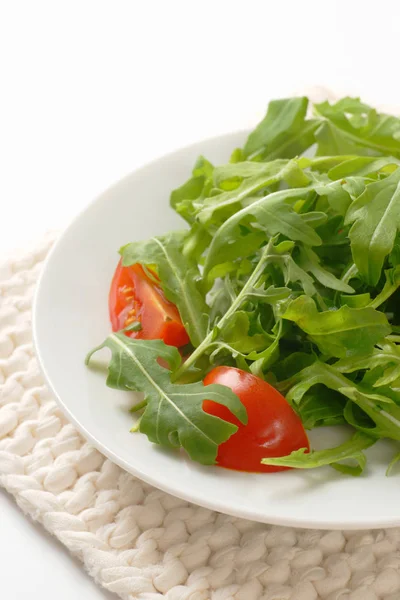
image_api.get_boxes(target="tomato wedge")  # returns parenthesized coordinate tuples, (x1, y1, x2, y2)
(203, 366, 309, 473)
(109, 260, 190, 347)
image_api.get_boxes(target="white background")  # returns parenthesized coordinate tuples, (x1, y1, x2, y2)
(1, 1, 399, 598)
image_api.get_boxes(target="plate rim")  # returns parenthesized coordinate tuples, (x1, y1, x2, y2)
(32, 130, 400, 531)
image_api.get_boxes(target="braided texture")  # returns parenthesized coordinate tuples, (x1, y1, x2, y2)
(1, 236, 400, 600)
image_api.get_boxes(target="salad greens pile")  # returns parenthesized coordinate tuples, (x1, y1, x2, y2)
(87, 96, 400, 475)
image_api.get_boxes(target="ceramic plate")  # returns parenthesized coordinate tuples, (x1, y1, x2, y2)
(33, 131, 400, 530)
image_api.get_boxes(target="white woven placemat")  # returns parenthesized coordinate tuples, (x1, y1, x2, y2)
(2, 236, 400, 600)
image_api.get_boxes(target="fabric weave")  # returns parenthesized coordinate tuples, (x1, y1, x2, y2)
(1, 237, 400, 600)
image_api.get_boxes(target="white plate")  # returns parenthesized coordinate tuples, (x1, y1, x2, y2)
(33, 131, 400, 530)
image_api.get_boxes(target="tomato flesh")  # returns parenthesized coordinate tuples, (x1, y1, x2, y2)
(109, 260, 190, 347)
(203, 366, 309, 473)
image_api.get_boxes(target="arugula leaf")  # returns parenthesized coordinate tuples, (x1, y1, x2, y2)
(283, 361, 400, 442)
(315, 179, 353, 215)
(182, 222, 212, 261)
(368, 265, 400, 309)
(203, 187, 322, 277)
(262, 432, 376, 476)
(213, 283, 289, 358)
(340, 387, 400, 440)
(278, 253, 317, 297)
(346, 169, 400, 285)
(296, 385, 346, 429)
(244, 284, 291, 305)
(86, 334, 247, 464)
(297, 246, 355, 293)
(314, 121, 358, 157)
(220, 311, 272, 354)
(374, 364, 400, 387)
(299, 155, 358, 173)
(314, 98, 400, 158)
(174, 240, 285, 379)
(327, 156, 399, 180)
(283, 296, 391, 358)
(121, 231, 209, 347)
(212, 159, 288, 187)
(197, 160, 311, 226)
(343, 400, 377, 434)
(273, 352, 316, 381)
(248, 317, 287, 376)
(335, 341, 400, 375)
(243, 97, 318, 160)
(341, 293, 371, 308)
(92, 95, 400, 472)
(386, 451, 400, 475)
(170, 156, 214, 224)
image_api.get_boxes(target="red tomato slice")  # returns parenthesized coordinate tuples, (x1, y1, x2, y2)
(203, 366, 309, 473)
(109, 260, 190, 347)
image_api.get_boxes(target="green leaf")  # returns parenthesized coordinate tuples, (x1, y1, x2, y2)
(262, 431, 376, 476)
(343, 176, 368, 200)
(208, 276, 238, 324)
(296, 385, 346, 429)
(368, 265, 400, 309)
(283, 296, 391, 358)
(386, 450, 400, 475)
(315, 179, 353, 215)
(170, 156, 214, 223)
(314, 97, 400, 158)
(299, 155, 358, 173)
(203, 187, 322, 277)
(174, 241, 287, 380)
(244, 284, 292, 305)
(340, 293, 371, 308)
(335, 342, 400, 375)
(343, 400, 377, 434)
(197, 160, 311, 226)
(374, 363, 400, 387)
(248, 318, 285, 375)
(297, 246, 355, 293)
(273, 352, 316, 382)
(220, 311, 272, 354)
(249, 337, 281, 377)
(243, 97, 318, 160)
(389, 232, 400, 266)
(328, 156, 399, 180)
(315, 121, 360, 157)
(340, 387, 400, 440)
(284, 361, 400, 442)
(346, 169, 400, 285)
(212, 159, 288, 187)
(229, 147, 245, 163)
(170, 175, 205, 212)
(121, 231, 209, 347)
(283, 259, 317, 296)
(89, 96, 400, 474)
(205, 232, 267, 285)
(86, 334, 247, 465)
(182, 222, 212, 261)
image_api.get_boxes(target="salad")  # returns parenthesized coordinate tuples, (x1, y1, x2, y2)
(87, 96, 400, 476)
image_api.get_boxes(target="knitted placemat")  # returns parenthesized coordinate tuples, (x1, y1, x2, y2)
(1, 237, 400, 600)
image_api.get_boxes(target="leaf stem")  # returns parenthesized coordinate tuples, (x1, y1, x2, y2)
(173, 241, 274, 380)
(341, 263, 358, 285)
(130, 399, 147, 413)
(369, 281, 400, 309)
(130, 417, 142, 432)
